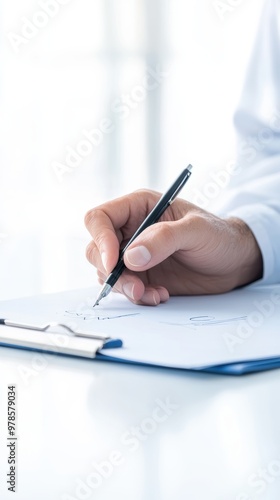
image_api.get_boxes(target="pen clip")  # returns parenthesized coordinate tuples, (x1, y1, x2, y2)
(168, 165, 192, 204)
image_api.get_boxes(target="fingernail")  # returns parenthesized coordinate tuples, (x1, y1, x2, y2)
(126, 246, 151, 267)
(142, 290, 159, 305)
(122, 282, 135, 300)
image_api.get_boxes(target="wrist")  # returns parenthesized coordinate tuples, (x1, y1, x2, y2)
(225, 217, 263, 287)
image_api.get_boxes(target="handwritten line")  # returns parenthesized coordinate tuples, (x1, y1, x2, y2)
(64, 311, 140, 321)
(161, 316, 248, 327)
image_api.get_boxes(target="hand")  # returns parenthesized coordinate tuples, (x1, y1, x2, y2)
(84, 190, 263, 305)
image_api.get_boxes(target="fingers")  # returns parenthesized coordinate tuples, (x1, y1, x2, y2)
(131, 286, 169, 306)
(84, 190, 161, 273)
(123, 219, 184, 271)
(122, 211, 231, 275)
(85, 210, 121, 273)
(97, 269, 169, 306)
(85, 193, 198, 305)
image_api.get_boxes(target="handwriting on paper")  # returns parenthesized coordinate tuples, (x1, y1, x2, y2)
(64, 310, 140, 321)
(161, 315, 248, 328)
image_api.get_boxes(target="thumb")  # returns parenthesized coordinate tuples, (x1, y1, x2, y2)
(123, 220, 183, 271)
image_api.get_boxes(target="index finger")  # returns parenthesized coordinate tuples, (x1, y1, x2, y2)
(84, 190, 161, 272)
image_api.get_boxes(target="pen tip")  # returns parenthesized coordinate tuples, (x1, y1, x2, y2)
(93, 297, 100, 307)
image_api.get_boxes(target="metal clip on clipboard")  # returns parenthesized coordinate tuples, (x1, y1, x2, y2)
(0, 319, 122, 349)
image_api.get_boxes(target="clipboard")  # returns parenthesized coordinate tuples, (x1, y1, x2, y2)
(0, 320, 122, 359)
(1, 284, 280, 375)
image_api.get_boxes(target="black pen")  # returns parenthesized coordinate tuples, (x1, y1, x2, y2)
(93, 164, 193, 306)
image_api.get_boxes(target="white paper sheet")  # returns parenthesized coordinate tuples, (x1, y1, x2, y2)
(1, 285, 280, 369)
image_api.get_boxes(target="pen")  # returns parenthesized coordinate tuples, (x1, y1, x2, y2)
(93, 164, 193, 307)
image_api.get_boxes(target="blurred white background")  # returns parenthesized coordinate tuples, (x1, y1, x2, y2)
(0, 0, 264, 300)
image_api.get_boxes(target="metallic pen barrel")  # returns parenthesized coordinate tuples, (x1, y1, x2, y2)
(93, 283, 112, 307)
(93, 260, 126, 306)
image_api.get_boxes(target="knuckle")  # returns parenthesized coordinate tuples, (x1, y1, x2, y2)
(85, 241, 95, 263)
(133, 188, 150, 196)
(84, 207, 101, 229)
(145, 221, 178, 252)
(84, 208, 94, 228)
(183, 209, 205, 227)
(133, 188, 160, 201)
(159, 221, 177, 244)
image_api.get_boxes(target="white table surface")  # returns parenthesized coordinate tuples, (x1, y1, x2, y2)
(0, 346, 279, 500)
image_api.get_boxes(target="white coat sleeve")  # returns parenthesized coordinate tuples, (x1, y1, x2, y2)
(216, 0, 280, 285)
